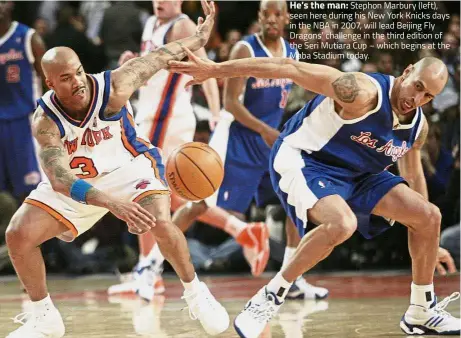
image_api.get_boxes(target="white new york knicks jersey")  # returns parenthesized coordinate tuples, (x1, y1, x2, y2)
(135, 14, 194, 148)
(37, 71, 164, 184)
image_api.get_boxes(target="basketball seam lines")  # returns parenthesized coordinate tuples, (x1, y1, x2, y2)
(172, 156, 202, 200)
(181, 146, 223, 170)
(179, 151, 217, 191)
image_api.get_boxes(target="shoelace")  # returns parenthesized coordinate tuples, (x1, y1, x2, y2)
(181, 288, 216, 321)
(11, 312, 33, 325)
(246, 294, 278, 324)
(433, 292, 460, 317)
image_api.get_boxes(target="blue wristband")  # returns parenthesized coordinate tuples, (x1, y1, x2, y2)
(70, 179, 93, 204)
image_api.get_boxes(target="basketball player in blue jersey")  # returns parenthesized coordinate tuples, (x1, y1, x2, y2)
(0, 1, 46, 200)
(5, 2, 230, 337)
(170, 52, 460, 336)
(172, 0, 327, 299)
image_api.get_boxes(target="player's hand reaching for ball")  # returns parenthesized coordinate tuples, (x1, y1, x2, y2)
(107, 200, 156, 235)
(169, 46, 216, 86)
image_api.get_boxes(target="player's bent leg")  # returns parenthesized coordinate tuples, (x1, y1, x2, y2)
(172, 200, 209, 232)
(372, 184, 460, 336)
(235, 195, 355, 338)
(282, 195, 357, 282)
(6, 203, 67, 338)
(284, 217, 329, 300)
(137, 193, 229, 335)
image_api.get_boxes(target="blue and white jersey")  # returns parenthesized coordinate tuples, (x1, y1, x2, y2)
(280, 73, 425, 176)
(236, 34, 298, 130)
(0, 21, 41, 120)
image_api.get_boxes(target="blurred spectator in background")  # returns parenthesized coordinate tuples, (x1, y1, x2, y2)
(79, 0, 110, 45)
(45, 5, 104, 73)
(376, 52, 396, 76)
(99, 1, 148, 69)
(225, 29, 241, 48)
(33, 17, 49, 38)
(246, 20, 261, 35)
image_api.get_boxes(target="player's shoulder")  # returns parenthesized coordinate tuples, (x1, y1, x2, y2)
(231, 35, 256, 58)
(170, 14, 195, 35)
(12, 21, 33, 35)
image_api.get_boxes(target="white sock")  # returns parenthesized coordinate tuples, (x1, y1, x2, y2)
(182, 274, 201, 292)
(225, 215, 247, 237)
(282, 247, 297, 269)
(32, 294, 54, 313)
(147, 244, 165, 270)
(410, 282, 435, 308)
(138, 255, 151, 268)
(267, 272, 293, 301)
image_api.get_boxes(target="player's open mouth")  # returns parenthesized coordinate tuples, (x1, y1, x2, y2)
(401, 100, 413, 112)
(73, 87, 86, 96)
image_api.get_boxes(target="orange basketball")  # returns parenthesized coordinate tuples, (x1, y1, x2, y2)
(166, 142, 224, 201)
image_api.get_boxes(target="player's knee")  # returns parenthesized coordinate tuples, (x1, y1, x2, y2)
(152, 220, 173, 240)
(418, 203, 441, 233)
(187, 200, 208, 217)
(5, 214, 31, 252)
(327, 213, 357, 245)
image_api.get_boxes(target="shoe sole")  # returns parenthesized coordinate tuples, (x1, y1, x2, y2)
(400, 317, 461, 335)
(234, 317, 248, 338)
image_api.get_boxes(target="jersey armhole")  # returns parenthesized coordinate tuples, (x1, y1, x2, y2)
(25, 29, 36, 64)
(235, 41, 255, 58)
(98, 71, 123, 121)
(37, 99, 65, 138)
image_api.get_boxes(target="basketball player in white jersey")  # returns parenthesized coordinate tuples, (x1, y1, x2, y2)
(109, 0, 271, 301)
(5, 2, 229, 337)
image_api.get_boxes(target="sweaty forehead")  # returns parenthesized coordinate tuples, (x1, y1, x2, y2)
(44, 58, 81, 78)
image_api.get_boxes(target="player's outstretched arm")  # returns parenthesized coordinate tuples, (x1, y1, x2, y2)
(397, 117, 429, 199)
(170, 49, 377, 116)
(108, 0, 216, 111)
(32, 109, 155, 233)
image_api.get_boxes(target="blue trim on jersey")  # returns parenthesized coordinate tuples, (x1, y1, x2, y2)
(37, 99, 65, 138)
(121, 111, 167, 184)
(150, 73, 181, 145)
(99, 71, 121, 121)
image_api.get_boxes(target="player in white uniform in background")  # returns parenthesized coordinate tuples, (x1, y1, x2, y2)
(5, 2, 230, 336)
(109, 0, 272, 301)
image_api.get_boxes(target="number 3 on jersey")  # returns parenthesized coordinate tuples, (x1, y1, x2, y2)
(70, 157, 98, 179)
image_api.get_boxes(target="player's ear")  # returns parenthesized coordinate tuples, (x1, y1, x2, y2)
(402, 64, 414, 79)
(284, 11, 290, 25)
(45, 78, 53, 90)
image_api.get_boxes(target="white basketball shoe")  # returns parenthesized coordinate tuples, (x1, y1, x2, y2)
(234, 287, 284, 338)
(400, 292, 460, 335)
(108, 261, 165, 302)
(7, 306, 65, 338)
(182, 282, 230, 335)
(286, 276, 329, 300)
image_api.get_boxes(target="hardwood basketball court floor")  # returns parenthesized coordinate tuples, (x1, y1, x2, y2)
(0, 273, 459, 337)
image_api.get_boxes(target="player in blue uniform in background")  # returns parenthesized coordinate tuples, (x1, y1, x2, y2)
(0, 1, 46, 200)
(171, 49, 460, 337)
(172, 0, 328, 299)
